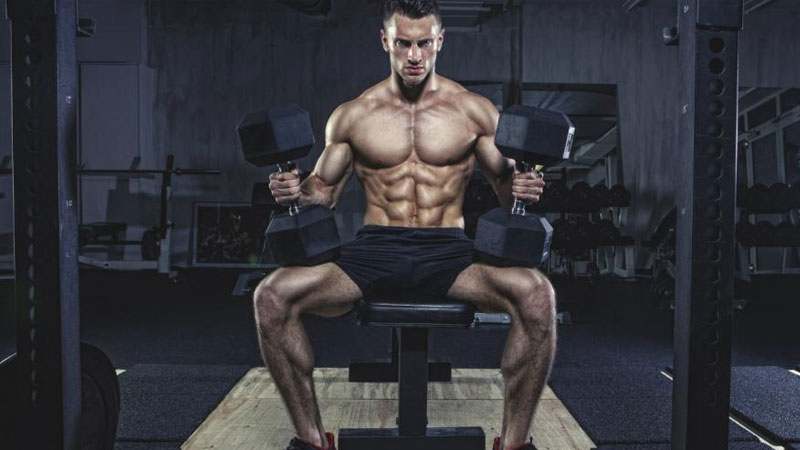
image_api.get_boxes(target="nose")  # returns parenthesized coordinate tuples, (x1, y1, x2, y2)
(408, 44, 422, 64)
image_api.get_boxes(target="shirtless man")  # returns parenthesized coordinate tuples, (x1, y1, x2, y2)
(255, 1, 555, 449)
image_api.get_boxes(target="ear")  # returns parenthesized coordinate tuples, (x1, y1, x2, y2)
(437, 27, 445, 52)
(380, 28, 389, 52)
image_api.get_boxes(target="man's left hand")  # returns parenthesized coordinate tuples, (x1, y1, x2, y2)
(512, 168, 545, 203)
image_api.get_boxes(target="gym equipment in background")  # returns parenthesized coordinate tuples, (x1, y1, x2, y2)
(77, 154, 221, 276)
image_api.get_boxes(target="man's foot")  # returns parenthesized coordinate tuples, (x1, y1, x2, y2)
(285, 432, 336, 450)
(492, 436, 537, 450)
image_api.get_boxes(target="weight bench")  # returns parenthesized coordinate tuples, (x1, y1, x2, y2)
(338, 298, 486, 450)
(79, 222, 129, 247)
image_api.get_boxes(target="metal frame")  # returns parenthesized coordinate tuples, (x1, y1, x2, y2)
(672, 1, 742, 448)
(7, 0, 82, 449)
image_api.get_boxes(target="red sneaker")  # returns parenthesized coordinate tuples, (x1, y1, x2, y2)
(285, 432, 336, 450)
(492, 436, 538, 450)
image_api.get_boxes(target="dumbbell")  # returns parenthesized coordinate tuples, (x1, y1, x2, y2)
(747, 183, 769, 210)
(609, 185, 631, 207)
(755, 220, 773, 246)
(571, 216, 594, 250)
(791, 183, 800, 209)
(735, 220, 756, 246)
(593, 183, 611, 205)
(775, 221, 799, 247)
(571, 182, 600, 212)
(595, 219, 620, 246)
(237, 105, 340, 266)
(473, 105, 575, 267)
(551, 218, 570, 251)
(539, 180, 569, 211)
(769, 183, 792, 211)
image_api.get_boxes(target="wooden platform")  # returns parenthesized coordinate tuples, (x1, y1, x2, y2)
(182, 368, 595, 450)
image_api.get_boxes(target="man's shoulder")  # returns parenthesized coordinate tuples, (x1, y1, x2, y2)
(332, 83, 388, 122)
(435, 78, 495, 114)
(438, 81, 498, 134)
(328, 100, 369, 133)
(326, 83, 388, 140)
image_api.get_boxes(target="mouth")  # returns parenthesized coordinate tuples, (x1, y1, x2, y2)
(406, 67, 424, 75)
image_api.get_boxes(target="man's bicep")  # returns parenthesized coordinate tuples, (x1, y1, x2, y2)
(475, 134, 513, 182)
(313, 141, 354, 188)
(470, 93, 512, 180)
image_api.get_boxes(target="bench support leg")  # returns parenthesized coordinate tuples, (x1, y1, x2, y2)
(348, 328, 452, 382)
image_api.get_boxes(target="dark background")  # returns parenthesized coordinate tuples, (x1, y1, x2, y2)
(1, 0, 799, 270)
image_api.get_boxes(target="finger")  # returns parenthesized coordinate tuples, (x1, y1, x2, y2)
(513, 185, 544, 193)
(513, 179, 539, 187)
(278, 178, 301, 188)
(275, 194, 300, 204)
(514, 171, 538, 180)
(514, 193, 540, 203)
(272, 187, 300, 197)
(272, 172, 299, 181)
(269, 179, 300, 191)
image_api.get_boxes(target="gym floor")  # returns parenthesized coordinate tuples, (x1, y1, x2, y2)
(1, 269, 797, 448)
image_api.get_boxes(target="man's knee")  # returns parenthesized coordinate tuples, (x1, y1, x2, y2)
(511, 269, 556, 328)
(253, 275, 293, 332)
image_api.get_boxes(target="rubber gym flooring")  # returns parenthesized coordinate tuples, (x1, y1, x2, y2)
(0, 270, 798, 449)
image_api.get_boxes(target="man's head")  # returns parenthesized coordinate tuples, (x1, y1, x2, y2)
(381, 0, 444, 87)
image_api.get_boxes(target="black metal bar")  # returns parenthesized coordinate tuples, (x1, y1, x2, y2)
(672, 1, 742, 449)
(77, 168, 221, 175)
(338, 427, 485, 450)
(397, 328, 429, 436)
(80, 240, 141, 247)
(348, 328, 452, 382)
(8, 0, 81, 449)
(159, 155, 174, 233)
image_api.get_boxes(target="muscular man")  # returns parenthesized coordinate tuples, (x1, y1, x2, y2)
(255, 1, 555, 449)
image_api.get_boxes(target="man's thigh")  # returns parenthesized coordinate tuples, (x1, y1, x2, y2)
(261, 262, 363, 318)
(446, 263, 548, 314)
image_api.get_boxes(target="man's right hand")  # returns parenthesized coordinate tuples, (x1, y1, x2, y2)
(268, 168, 301, 205)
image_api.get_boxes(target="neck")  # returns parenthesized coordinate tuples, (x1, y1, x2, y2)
(390, 69, 437, 103)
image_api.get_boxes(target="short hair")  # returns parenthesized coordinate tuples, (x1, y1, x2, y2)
(382, 0, 441, 28)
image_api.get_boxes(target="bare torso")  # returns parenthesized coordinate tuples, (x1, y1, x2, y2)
(344, 77, 486, 228)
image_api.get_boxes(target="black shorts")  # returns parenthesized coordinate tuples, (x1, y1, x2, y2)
(334, 225, 474, 301)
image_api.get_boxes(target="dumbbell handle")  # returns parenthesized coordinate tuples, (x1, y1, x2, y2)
(277, 162, 301, 216)
(512, 161, 536, 216)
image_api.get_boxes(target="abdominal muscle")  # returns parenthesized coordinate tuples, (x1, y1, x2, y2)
(357, 155, 473, 228)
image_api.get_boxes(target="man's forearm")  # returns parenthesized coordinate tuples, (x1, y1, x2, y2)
(492, 167, 516, 210)
(297, 174, 335, 208)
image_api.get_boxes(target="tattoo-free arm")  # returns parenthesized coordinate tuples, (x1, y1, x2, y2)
(472, 97, 516, 209)
(298, 104, 355, 209)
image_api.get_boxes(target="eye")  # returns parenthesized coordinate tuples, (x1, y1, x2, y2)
(396, 40, 411, 47)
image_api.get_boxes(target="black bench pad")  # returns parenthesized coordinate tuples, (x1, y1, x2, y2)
(356, 300, 475, 328)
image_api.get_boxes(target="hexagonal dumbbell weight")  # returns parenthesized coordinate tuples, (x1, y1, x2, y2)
(473, 105, 575, 267)
(237, 104, 340, 266)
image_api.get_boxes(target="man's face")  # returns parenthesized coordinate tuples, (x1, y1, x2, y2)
(381, 13, 444, 87)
